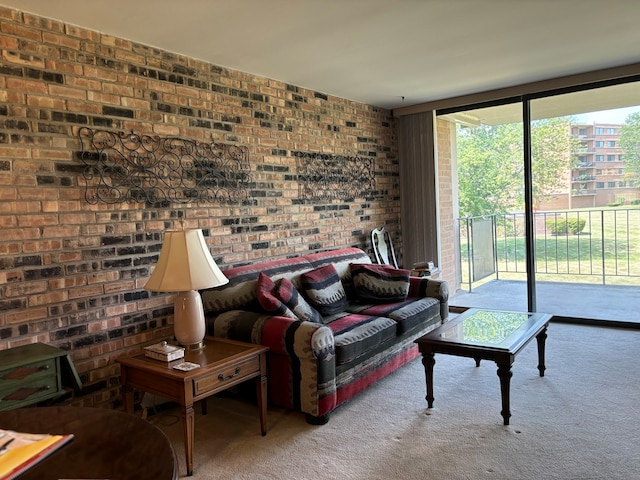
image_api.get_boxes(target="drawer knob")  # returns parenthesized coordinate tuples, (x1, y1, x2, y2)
(218, 367, 241, 381)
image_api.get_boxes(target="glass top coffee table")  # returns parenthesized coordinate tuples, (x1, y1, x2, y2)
(415, 308, 551, 425)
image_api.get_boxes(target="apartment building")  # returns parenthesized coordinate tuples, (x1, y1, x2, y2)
(541, 122, 637, 210)
(570, 123, 636, 208)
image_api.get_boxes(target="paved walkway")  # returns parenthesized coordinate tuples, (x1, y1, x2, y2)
(450, 279, 640, 326)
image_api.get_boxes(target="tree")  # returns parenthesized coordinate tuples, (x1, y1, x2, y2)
(619, 112, 640, 184)
(457, 117, 575, 217)
(457, 123, 522, 217)
(531, 117, 578, 204)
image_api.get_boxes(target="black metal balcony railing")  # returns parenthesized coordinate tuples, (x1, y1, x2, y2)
(459, 208, 640, 291)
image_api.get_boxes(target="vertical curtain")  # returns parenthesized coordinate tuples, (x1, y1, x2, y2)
(397, 111, 439, 269)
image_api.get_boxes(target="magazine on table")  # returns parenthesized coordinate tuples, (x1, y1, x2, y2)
(0, 429, 73, 480)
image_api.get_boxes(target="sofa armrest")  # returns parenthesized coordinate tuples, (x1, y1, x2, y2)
(207, 310, 337, 419)
(408, 277, 450, 320)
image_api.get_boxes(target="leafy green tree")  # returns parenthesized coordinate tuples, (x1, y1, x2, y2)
(457, 123, 522, 217)
(457, 117, 575, 217)
(619, 112, 640, 184)
(531, 117, 577, 204)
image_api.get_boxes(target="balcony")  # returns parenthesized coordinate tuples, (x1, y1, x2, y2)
(451, 280, 640, 326)
(453, 209, 640, 326)
(571, 175, 595, 182)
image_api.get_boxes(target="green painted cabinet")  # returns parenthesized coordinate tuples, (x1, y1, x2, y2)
(0, 343, 81, 410)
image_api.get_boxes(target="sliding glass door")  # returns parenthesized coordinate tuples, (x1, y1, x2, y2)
(529, 83, 640, 322)
(444, 80, 640, 324)
(443, 102, 530, 312)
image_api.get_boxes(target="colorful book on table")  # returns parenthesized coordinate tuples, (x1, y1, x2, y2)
(0, 429, 73, 480)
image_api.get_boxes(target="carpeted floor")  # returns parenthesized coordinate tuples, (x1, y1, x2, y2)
(153, 323, 640, 479)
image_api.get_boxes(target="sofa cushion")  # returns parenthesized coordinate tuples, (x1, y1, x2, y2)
(350, 264, 410, 303)
(256, 273, 298, 319)
(200, 256, 315, 314)
(346, 297, 441, 335)
(300, 264, 348, 316)
(275, 277, 322, 324)
(304, 247, 372, 298)
(322, 312, 397, 365)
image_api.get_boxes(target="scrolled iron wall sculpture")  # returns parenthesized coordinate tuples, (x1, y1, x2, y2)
(77, 127, 252, 205)
(294, 151, 375, 200)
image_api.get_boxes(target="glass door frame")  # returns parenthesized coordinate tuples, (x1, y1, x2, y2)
(438, 75, 640, 316)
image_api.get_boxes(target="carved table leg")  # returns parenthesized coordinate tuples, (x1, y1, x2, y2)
(497, 363, 513, 425)
(536, 325, 548, 377)
(182, 404, 195, 476)
(422, 352, 435, 408)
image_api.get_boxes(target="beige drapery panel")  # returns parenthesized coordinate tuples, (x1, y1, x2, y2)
(397, 111, 439, 269)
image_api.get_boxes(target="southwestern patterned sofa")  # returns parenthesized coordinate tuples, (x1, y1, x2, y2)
(201, 247, 449, 424)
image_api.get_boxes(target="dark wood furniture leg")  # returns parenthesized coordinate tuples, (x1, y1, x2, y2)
(256, 372, 268, 436)
(421, 352, 435, 408)
(536, 326, 548, 377)
(496, 363, 513, 425)
(122, 384, 135, 414)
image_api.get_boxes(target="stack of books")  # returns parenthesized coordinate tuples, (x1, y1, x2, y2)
(410, 261, 440, 278)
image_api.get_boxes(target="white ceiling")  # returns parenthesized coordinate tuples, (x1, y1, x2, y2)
(3, 0, 640, 110)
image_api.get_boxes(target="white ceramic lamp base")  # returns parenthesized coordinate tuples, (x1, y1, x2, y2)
(173, 290, 206, 349)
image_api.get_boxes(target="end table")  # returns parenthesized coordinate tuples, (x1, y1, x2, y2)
(117, 336, 268, 476)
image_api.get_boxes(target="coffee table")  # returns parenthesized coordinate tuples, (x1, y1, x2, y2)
(415, 308, 551, 425)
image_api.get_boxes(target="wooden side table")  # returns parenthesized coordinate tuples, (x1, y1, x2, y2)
(117, 336, 268, 477)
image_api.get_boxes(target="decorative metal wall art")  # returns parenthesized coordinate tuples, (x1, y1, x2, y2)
(77, 127, 251, 205)
(294, 151, 375, 201)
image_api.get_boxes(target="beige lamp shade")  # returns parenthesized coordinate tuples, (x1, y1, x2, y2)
(145, 229, 228, 293)
(145, 229, 228, 349)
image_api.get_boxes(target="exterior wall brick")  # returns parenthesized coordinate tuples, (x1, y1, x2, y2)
(0, 6, 401, 408)
(436, 119, 456, 289)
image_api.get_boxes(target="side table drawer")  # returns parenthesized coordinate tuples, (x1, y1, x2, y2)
(194, 356, 259, 396)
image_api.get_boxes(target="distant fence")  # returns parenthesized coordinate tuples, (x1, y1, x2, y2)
(459, 208, 640, 290)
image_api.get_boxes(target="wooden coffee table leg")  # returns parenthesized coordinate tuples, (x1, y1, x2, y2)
(182, 404, 195, 476)
(256, 373, 268, 436)
(421, 352, 435, 408)
(497, 363, 513, 425)
(536, 325, 548, 377)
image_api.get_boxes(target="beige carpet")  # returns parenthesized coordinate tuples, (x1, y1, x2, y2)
(153, 323, 640, 480)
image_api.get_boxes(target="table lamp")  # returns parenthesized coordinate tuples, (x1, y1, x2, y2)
(145, 229, 229, 350)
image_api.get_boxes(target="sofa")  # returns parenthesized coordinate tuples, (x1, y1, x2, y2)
(201, 247, 449, 424)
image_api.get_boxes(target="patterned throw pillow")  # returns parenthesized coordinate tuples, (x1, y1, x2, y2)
(275, 277, 322, 323)
(300, 264, 348, 316)
(350, 263, 410, 303)
(256, 273, 298, 319)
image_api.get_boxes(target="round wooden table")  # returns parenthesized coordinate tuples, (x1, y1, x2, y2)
(0, 406, 177, 480)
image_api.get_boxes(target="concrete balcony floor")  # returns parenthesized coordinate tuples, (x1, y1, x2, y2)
(450, 279, 640, 327)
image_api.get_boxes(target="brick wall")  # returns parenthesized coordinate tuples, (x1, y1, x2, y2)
(0, 7, 400, 408)
(435, 119, 456, 290)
